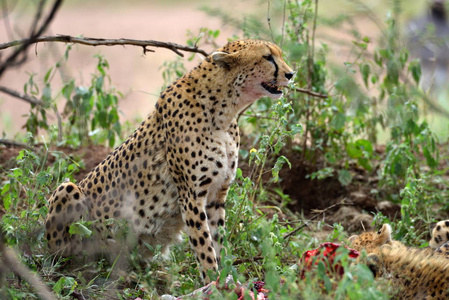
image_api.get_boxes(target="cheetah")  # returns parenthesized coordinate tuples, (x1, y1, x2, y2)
(349, 224, 449, 299)
(44, 39, 294, 281)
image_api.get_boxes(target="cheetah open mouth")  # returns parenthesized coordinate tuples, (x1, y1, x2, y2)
(261, 81, 283, 95)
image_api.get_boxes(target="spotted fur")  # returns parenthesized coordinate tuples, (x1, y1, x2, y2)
(45, 39, 294, 282)
(429, 220, 449, 258)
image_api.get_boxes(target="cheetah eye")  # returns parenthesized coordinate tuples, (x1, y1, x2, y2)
(377, 229, 382, 234)
(263, 54, 275, 63)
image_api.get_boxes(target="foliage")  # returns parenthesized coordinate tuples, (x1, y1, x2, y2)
(23, 46, 123, 148)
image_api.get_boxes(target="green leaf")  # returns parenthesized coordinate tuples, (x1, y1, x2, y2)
(37, 172, 52, 186)
(44, 67, 53, 83)
(272, 156, 291, 183)
(95, 76, 104, 91)
(330, 112, 346, 131)
(423, 146, 437, 169)
(1, 183, 11, 210)
(16, 150, 25, 161)
(355, 139, 373, 155)
(42, 85, 52, 102)
(12, 168, 23, 178)
(358, 157, 372, 172)
(69, 222, 92, 237)
(360, 63, 370, 87)
(346, 143, 362, 159)
(408, 60, 421, 84)
(53, 277, 66, 294)
(338, 169, 352, 186)
(290, 123, 303, 135)
(97, 111, 107, 127)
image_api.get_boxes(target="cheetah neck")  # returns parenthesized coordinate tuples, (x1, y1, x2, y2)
(183, 60, 258, 131)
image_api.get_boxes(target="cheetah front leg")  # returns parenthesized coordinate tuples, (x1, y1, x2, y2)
(179, 190, 219, 283)
(205, 186, 228, 264)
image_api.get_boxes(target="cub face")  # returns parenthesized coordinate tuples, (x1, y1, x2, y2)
(348, 224, 393, 253)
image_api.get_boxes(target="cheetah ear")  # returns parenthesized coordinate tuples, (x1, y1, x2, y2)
(211, 51, 237, 70)
(348, 235, 358, 244)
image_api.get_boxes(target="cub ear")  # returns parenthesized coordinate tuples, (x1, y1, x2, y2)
(348, 235, 359, 244)
(210, 51, 236, 70)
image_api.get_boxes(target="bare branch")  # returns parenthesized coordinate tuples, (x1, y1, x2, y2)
(0, 35, 210, 58)
(293, 87, 328, 99)
(0, 85, 44, 106)
(1, 0, 15, 41)
(29, 0, 46, 37)
(283, 200, 352, 240)
(0, 0, 64, 77)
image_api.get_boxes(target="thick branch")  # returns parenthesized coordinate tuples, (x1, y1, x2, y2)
(0, 139, 35, 150)
(0, 35, 210, 58)
(0, 85, 44, 106)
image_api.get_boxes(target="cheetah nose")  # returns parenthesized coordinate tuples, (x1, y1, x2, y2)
(285, 72, 294, 80)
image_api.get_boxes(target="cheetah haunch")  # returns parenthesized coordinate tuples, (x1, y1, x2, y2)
(45, 39, 294, 281)
(349, 224, 449, 299)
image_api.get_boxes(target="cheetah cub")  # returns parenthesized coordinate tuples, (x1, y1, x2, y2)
(349, 224, 449, 299)
(45, 39, 294, 281)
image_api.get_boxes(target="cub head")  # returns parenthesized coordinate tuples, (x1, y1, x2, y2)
(348, 224, 393, 253)
(209, 39, 294, 109)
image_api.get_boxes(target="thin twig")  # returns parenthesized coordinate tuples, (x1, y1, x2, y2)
(1, 0, 15, 41)
(280, 0, 287, 48)
(0, 85, 44, 106)
(29, 0, 46, 37)
(283, 200, 353, 240)
(240, 114, 278, 121)
(0, 35, 210, 58)
(293, 87, 328, 98)
(267, 2, 275, 42)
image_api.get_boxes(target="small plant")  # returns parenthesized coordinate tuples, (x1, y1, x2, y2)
(61, 54, 122, 148)
(21, 46, 123, 148)
(1, 141, 80, 246)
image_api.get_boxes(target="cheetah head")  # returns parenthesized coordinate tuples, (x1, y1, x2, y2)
(348, 223, 393, 253)
(210, 39, 294, 109)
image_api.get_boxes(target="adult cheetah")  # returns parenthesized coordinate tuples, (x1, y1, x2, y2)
(45, 39, 294, 281)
